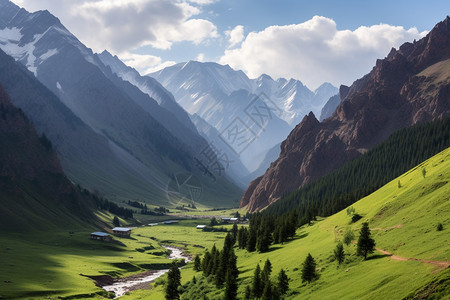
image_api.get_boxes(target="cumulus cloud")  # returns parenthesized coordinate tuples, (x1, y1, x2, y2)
(119, 52, 176, 75)
(220, 16, 427, 89)
(225, 25, 244, 48)
(196, 53, 205, 61)
(15, 0, 218, 53)
(188, 0, 216, 5)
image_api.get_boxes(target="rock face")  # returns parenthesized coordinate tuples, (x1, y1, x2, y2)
(241, 16, 450, 212)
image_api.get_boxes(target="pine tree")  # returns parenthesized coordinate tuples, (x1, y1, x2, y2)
(262, 280, 273, 300)
(194, 254, 201, 271)
(225, 270, 238, 300)
(247, 227, 257, 252)
(272, 285, 280, 300)
(252, 264, 263, 299)
(112, 215, 120, 227)
(357, 222, 376, 260)
(262, 259, 272, 282)
(212, 248, 220, 276)
(216, 233, 233, 288)
(202, 251, 211, 276)
(215, 250, 224, 287)
(165, 262, 181, 300)
(334, 242, 345, 265)
(231, 223, 238, 245)
(208, 244, 217, 275)
(301, 253, 317, 283)
(244, 285, 251, 300)
(280, 222, 288, 243)
(273, 225, 280, 244)
(238, 227, 248, 249)
(224, 250, 238, 300)
(257, 225, 272, 253)
(277, 269, 289, 295)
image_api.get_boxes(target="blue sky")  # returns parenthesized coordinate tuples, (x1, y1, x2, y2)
(14, 0, 450, 88)
(149, 0, 449, 67)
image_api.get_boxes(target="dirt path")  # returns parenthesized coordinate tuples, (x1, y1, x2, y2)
(354, 224, 403, 231)
(371, 224, 403, 231)
(375, 248, 450, 269)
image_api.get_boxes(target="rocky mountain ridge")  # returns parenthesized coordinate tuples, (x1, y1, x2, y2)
(241, 16, 450, 211)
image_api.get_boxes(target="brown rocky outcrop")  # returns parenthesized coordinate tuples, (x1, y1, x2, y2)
(241, 16, 450, 212)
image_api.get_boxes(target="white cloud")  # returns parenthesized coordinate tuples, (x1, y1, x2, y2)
(225, 25, 244, 48)
(196, 53, 205, 62)
(220, 16, 426, 89)
(188, 0, 216, 5)
(143, 60, 177, 75)
(119, 52, 176, 75)
(15, 0, 218, 53)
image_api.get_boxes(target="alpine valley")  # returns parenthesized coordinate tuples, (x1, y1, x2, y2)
(0, 1, 449, 299)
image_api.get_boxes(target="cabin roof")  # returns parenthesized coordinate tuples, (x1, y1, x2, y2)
(164, 220, 179, 224)
(91, 232, 109, 237)
(112, 227, 131, 232)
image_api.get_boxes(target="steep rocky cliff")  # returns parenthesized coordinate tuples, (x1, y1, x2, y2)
(241, 17, 450, 211)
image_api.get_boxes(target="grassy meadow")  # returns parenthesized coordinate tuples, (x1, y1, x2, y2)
(124, 147, 450, 299)
(1, 148, 448, 299)
(0, 216, 232, 299)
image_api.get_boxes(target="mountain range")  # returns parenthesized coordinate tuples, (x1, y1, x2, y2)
(0, 0, 242, 207)
(241, 16, 450, 211)
(150, 61, 338, 175)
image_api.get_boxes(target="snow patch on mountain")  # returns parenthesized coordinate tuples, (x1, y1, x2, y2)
(0, 26, 20, 40)
(0, 26, 61, 75)
(40, 48, 58, 60)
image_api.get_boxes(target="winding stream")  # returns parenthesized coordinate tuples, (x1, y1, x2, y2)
(102, 245, 191, 298)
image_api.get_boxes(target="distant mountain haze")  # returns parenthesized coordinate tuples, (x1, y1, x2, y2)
(150, 61, 337, 175)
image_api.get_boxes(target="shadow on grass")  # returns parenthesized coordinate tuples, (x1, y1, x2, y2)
(110, 262, 142, 272)
(295, 232, 309, 240)
(366, 254, 390, 260)
(264, 246, 283, 253)
(238, 268, 253, 274)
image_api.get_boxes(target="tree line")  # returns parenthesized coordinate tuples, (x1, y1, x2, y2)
(245, 117, 449, 253)
(164, 220, 376, 299)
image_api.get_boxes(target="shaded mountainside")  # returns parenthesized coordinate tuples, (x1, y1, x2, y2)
(0, 0, 242, 206)
(319, 93, 340, 121)
(0, 85, 96, 231)
(242, 16, 450, 211)
(0, 48, 173, 207)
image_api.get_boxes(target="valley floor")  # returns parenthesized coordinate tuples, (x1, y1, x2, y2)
(1, 148, 449, 299)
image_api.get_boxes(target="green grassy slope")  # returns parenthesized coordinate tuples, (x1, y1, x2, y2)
(1, 148, 448, 299)
(133, 147, 450, 300)
(233, 147, 450, 299)
(0, 218, 230, 299)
